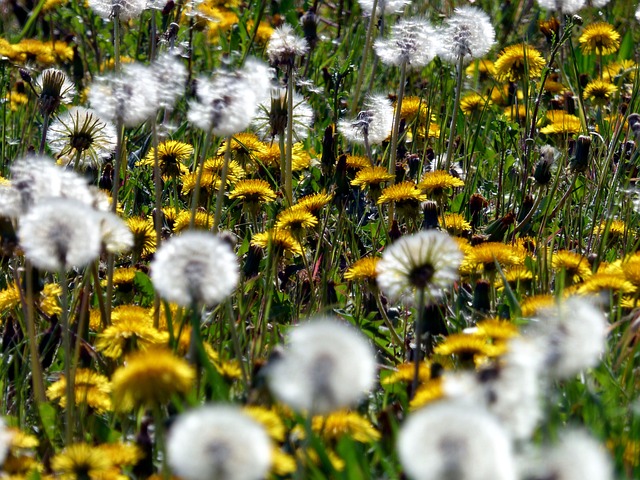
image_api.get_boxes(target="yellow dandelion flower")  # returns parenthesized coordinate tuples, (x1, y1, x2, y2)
(272, 449, 297, 476)
(252, 142, 311, 171)
(343, 154, 371, 171)
(399, 96, 428, 123)
(460, 92, 489, 115)
(139, 141, 193, 178)
(543, 76, 566, 94)
(552, 250, 592, 283)
(295, 192, 333, 215)
(251, 229, 303, 256)
(409, 377, 445, 410)
(172, 210, 214, 232)
(6, 90, 29, 112)
(602, 59, 636, 83)
(499, 266, 534, 286)
(246, 20, 275, 45)
(351, 166, 394, 189)
(217, 133, 263, 166)
(583, 79, 617, 106)
(440, 213, 471, 236)
(594, 219, 627, 239)
(381, 361, 430, 385)
(539, 110, 582, 135)
(51, 443, 113, 479)
(180, 171, 222, 196)
(243, 406, 286, 442)
(95, 316, 169, 359)
(275, 207, 318, 232)
(494, 43, 546, 82)
(99, 55, 135, 72)
(127, 217, 156, 257)
(520, 294, 555, 317)
(105, 267, 138, 292)
(97, 443, 142, 466)
(203, 156, 245, 182)
(0, 283, 21, 313)
(474, 318, 519, 341)
(622, 254, 640, 287)
(414, 122, 441, 139)
(579, 22, 620, 55)
(469, 242, 525, 271)
(503, 104, 528, 121)
(419, 171, 464, 196)
(229, 179, 277, 203)
(42, 0, 69, 11)
(578, 273, 636, 295)
(377, 181, 426, 205)
(465, 59, 496, 79)
(489, 85, 523, 106)
(46, 368, 112, 414)
(434, 333, 506, 358)
(111, 348, 195, 411)
(310, 411, 381, 443)
(344, 257, 380, 282)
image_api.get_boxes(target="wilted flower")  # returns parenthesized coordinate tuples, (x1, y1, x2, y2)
(188, 58, 272, 136)
(18, 198, 102, 271)
(374, 17, 440, 67)
(252, 87, 314, 142)
(167, 405, 272, 480)
(47, 107, 117, 169)
(338, 94, 393, 145)
(266, 24, 308, 67)
(397, 402, 517, 480)
(437, 6, 496, 64)
(151, 231, 239, 307)
(267, 317, 377, 414)
(88, 63, 158, 126)
(87, 0, 145, 20)
(519, 429, 612, 480)
(536, 0, 586, 13)
(34, 68, 75, 116)
(376, 230, 463, 303)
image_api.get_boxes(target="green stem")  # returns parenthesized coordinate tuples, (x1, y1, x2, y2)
(444, 55, 465, 172)
(60, 270, 74, 445)
(388, 60, 408, 222)
(412, 288, 425, 398)
(213, 135, 232, 232)
(351, 0, 378, 115)
(190, 130, 213, 229)
(39, 113, 49, 155)
(285, 66, 295, 205)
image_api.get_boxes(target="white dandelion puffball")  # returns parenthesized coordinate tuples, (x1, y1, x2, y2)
(98, 211, 134, 254)
(88, 0, 145, 20)
(18, 198, 102, 271)
(357, 0, 410, 15)
(151, 52, 188, 109)
(151, 231, 239, 307)
(266, 24, 309, 67)
(528, 296, 607, 379)
(338, 94, 393, 145)
(437, 6, 496, 64)
(267, 317, 377, 414)
(376, 230, 463, 303)
(374, 17, 440, 68)
(0, 418, 12, 467)
(536, 0, 586, 13)
(167, 405, 272, 480)
(398, 402, 517, 480)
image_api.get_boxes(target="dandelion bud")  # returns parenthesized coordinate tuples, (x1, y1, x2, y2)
(534, 145, 556, 186)
(300, 8, 318, 50)
(570, 135, 591, 173)
(472, 279, 491, 313)
(19, 68, 32, 84)
(572, 14, 583, 25)
(627, 113, 640, 142)
(421, 200, 439, 230)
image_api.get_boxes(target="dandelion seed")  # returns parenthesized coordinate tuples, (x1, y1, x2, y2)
(87, 0, 145, 20)
(536, 0, 586, 14)
(397, 402, 517, 480)
(374, 17, 440, 67)
(266, 24, 308, 67)
(167, 405, 272, 480)
(437, 6, 496, 64)
(151, 231, 239, 307)
(267, 317, 377, 414)
(338, 94, 393, 145)
(47, 107, 117, 170)
(98, 210, 134, 254)
(18, 198, 102, 271)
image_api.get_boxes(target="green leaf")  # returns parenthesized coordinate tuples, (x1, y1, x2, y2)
(133, 271, 155, 307)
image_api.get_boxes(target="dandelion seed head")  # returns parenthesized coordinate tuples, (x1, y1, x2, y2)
(151, 52, 188, 109)
(338, 94, 393, 145)
(397, 402, 517, 480)
(376, 230, 463, 303)
(437, 7, 496, 64)
(87, 0, 145, 20)
(536, 0, 586, 14)
(88, 63, 159, 126)
(266, 24, 308, 67)
(167, 405, 272, 480)
(357, 0, 410, 15)
(374, 17, 440, 68)
(47, 107, 117, 170)
(98, 211, 134, 254)
(18, 198, 102, 271)
(151, 231, 239, 306)
(0, 418, 11, 466)
(267, 317, 377, 414)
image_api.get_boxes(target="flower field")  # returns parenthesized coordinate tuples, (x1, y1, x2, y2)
(1, 0, 640, 478)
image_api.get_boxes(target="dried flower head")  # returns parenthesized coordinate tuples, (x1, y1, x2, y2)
(47, 107, 116, 170)
(266, 24, 309, 67)
(437, 6, 496, 64)
(338, 94, 393, 145)
(188, 58, 272, 136)
(376, 230, 463, 303)
(374, 17, 440, 68)
(151, 231, 239, 307)
(267, 317, 377, 414)
(167, 405, 273, 480)
(34, 68, 75, 116)
(397, 402, 517, 480)
(18, 198, 102, 271)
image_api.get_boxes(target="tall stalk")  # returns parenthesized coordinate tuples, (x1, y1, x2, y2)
(189, 130, 213, 229)
(387, 61, 407, 222)
(60, 271, 75, 445)
(285, 66, 295, 205)
(444, 55, 465, 172)
(213, 135, 232, 232)
(351, 0, 379, 115)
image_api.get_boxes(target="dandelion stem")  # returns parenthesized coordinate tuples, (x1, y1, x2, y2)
(375, 292, 404, 358)
(388, 60, 407, 221)
(38, 113, 49, 155)
(213, 135, 232, 232)
(444, 55, 464, 172)
(285, 65, 295, 205)
(225, 301, 249, 391)
(60, 269, 75, 444)
(412, 287, 426, 399)
(151, 118, 163, 328)
(351, 0, 378, 115)
(190, 130, 213, 229)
